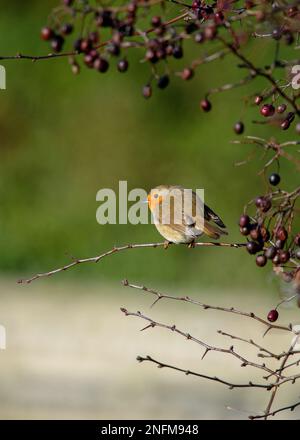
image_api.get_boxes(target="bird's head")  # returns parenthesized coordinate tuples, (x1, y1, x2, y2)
(147, 185, 182, 212)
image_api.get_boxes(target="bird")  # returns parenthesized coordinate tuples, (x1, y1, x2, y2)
(147, 185, 228, 248)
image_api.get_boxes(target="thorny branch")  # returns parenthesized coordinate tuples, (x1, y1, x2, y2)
(18, 241, 247, 284)
(121, 280, 300, 419)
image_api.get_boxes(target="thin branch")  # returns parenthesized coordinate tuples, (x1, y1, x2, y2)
(0, 12, 189, 62)
(18, 241, 247, 284)
(250, 400, 300, 420)
(217, 330, 281, 361)
(120, 308, 280, 377)
(121, 281, 292, 333)
(136, 355, 271, 390)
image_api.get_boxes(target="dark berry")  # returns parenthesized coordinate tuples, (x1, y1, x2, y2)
(246, 241, 259, 255)
(255, 196, 271, 212)
(214, 11, 224, 23)
(256, 254, 267, 267)
(234, 121, 244, 134)
(272, 254, 281, 265)
(89, 31, 99, 44)
(279, 250, 290, 264)
(80, 38, 92, 53)
(172, 45, 183, 59)
(250, 227, 261, 241)
(142, 84, 152, 99)
(267, 309, 279, 322)
(200, 99, 211, 112)
(107, 43, 120, 56)
(254, 95, 263, 105)
(295, 234, 300, 246)
(287, 112, 295, 122)
(157, 75, 169, 89)
(240, 226, 250, 236)
(281, 119, 290, 130)
(185, 22, 198, 34)
(151, 16, 161, 27)
(51, 35, 64, 52)
(260, 104, 275, 117)
(239, 214, 250, 227)
(94, 57, 109, 73)
(272, 28, 282, 40)
(61, 23, 73, 35)
(277, 104, 286, 114)
(73, 38, 83, 52)
(41, 27, 53, 41)
(269, 173, 281, 186)
(265, 246, 277, 260)
(117, 59, 128, 72)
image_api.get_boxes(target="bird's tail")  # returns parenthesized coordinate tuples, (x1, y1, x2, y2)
(203, 221, 228, 239)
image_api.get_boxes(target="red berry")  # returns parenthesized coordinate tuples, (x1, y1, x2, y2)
(41, 27, 53, 41)
(200, 99, 211, 112)
(267, 309, 279, 322)
(260, 104, 275, 117)
(276, 226, 288, 242)
(142, 84, 152, 99)
(181, 68, 194, 80)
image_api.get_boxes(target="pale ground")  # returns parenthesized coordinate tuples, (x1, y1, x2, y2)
(0, 278, 299, 420)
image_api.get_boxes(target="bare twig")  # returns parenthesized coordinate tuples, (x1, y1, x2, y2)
(18, 241, 247, 284)
(136, 355, 272, 390)
(120, 308, 280, 377)
(121, 281, 292, 333)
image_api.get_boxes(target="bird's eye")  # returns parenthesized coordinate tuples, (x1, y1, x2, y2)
(154, 193, 158, 199)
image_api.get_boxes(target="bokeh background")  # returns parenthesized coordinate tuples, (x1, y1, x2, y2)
(0, 0, 299, 419)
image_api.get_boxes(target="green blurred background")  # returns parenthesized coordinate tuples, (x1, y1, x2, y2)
(0, 0, 298, 289)
(0, 0, 299, 420)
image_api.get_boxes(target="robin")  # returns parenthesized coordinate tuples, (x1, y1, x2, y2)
(147, 185, 228, 248)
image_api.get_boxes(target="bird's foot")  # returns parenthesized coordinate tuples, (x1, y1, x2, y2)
(164, 241, 172, 250)
(188, 240, 196, 248)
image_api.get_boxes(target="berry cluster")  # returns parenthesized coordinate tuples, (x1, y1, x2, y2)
(40, 0, 300, 123)
(238, 172, 300, 321)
